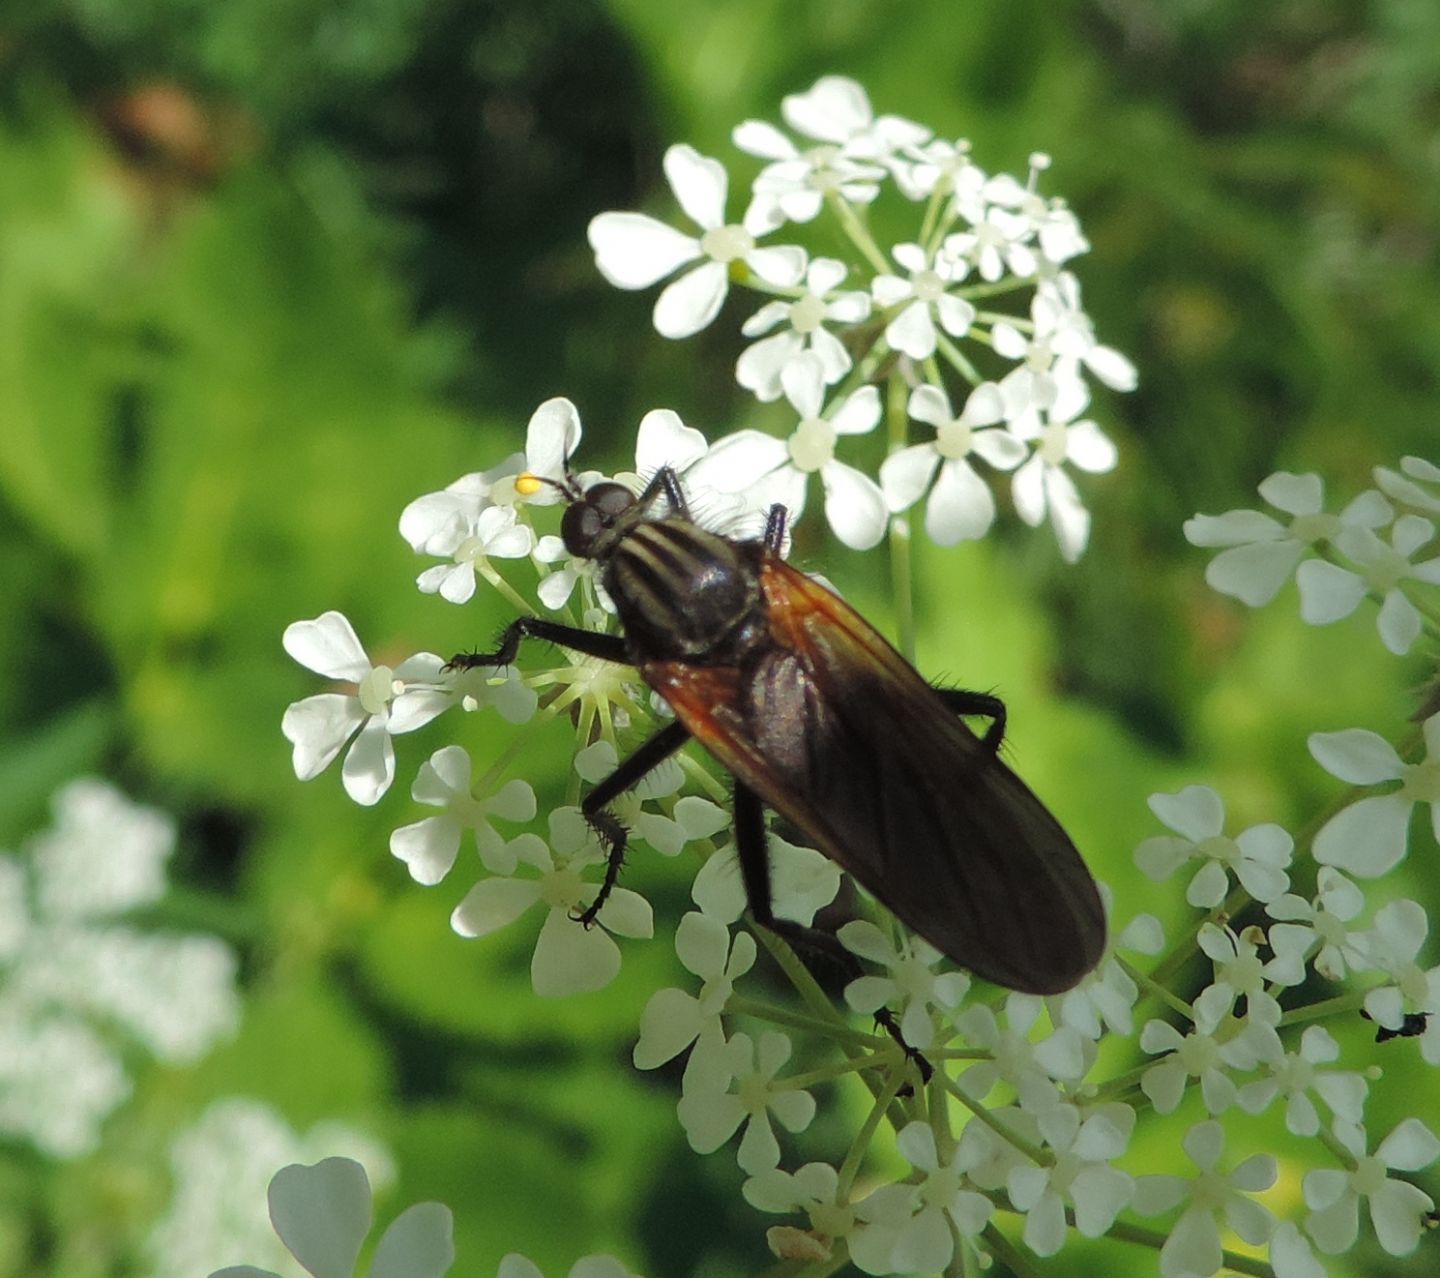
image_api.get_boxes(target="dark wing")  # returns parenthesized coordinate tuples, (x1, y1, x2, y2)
(642, 556, 1105, 994)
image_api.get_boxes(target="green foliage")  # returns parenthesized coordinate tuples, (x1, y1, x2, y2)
(0, 2, 1437, 1276)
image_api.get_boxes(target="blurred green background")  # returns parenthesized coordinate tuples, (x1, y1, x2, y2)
(0, 0, 1437, 1275)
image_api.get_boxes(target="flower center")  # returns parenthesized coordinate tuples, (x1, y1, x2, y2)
(737, 1072, 770, 1114)
(809, 1201, 854, 1238)
(911, 269, 946, 302)
(788, 418, 836, 472)
(1288, 512, 1340, 544)
(540, 864, 585, 911)
(789, 293, 827, 334)
(1038, 423, 1070, 466)
(357, 665, 396, 716)
(701, 224, 754, 263)
(1178, 1033, 1219, 1074)
(935, 418, 974, 460)
(1401, 758, 1440, 804)
(1195, 834, 1238, 867)
(1352, 1155, 1387, 1198)
(1362, 544, 1413, 593)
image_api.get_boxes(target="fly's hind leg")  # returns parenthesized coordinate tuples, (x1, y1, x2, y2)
(731, 781, 933, 1083)
(936, 687, 1007, 753)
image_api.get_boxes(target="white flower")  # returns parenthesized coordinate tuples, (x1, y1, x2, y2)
(1138, 1015, 1268, 1115)
(1360, 899, 1440, 1061)
(691, 354, 887, 549)
(151, 1098, 390, 1278)
(281, 611, 448, 806)
(675, 1029, 815, 1174)
(736, 258, 870, 401)
(768, 75, 929, 166)
(839, 921, 970, 1050)
(1009, 379, 1118, 562)
(1047, 906, 1163, 1040)
(1269, 1220, 1328, 1278)
(1133, 1120, 1277, 1278)
(849, 1121, 992, 1275)
(955, 993, 1086, 1110)
(871, 242, 975, 360)
(414, 504, 534, 605)
(205, 1156, 453, 1278)
(1308, 713, 1440, 877)
(398, 452, 525, 554)
(437, 662, 538, 723)
(587, 144, 805, 339)
(1008, 1103, 1136, 1255)
(891, 135, 986, 203)
(743, 1161, 858, 1260)
(943, 201, 1039, 283)
(633, 913, 756, 1070)
(1374, 455, 1440, 516)
(449, 812, 652, 998)
(389, 747, 537, 884)
(514, 397, 593, 502)
(1264, 867, 1370, 982)
(27, 777, 175, 919)
(879, 382, 1027, 545)
(1134, 784, 1292, 906)
(690, 828, 839, 925)
(1236, 1025, 1368, 1137)
(1192, 923, 1284, 1031)
(1304, 1118, 1440, 1256)
(573, 741, 690, 856)
(997, 273, 1136, 401)
(1183, 472, 1392, 606)
(1295, 514, 1440, 654)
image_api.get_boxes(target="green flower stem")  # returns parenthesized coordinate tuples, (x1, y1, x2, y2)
(677, 751, 731, 804)
(727, 996, 882, 1048)
(936, 1070, 1050, 1167)
(935, 332, 982, 384)
(1088, 1061, 1154, 1103)
(477, 561, 537, 619)
(1277, 990, 1369, 1027)
(474, 694, 566, 795)
(781, 1057, 890, 1091)
(837, 1059, 911, 1197)
(1115, 954, 1195, 1022)
(981, 1224, 1046, 1278)
(956, 276, 1037, 302)
(1316, 1122, 1361, 1171)
(826, 192, 891, 276)
(918, 181, 949, 253)
(1100, 1219, 1275, 1277)
(886, 373, 917, 663)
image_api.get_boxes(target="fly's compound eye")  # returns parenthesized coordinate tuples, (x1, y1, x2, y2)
(561, 483, 635, 558)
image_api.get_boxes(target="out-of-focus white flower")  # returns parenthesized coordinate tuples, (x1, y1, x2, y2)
(1295, 514, 1440, 654)
(588, 144, 805, 339)
(690, 828, 839, 925)
(1184, 473, 1392, 606)
(1047, 904, 1163, 1040)
(1304, 1118, 1440, 1257)
(1308, 713, 1440, 877)
(152, 1098, 390, 1278)
(871, 242, 975, 360)
(1373, 455, 1440, 516)
(281, 611, 448, 806)
(1134, 784, 1292, 906)
(1138, 1015, 1271, 1115)
(956, 993, 1086, 1110)
(743, 1161, 858, 1263)
(1359, 899, 1440, 1062)
(1237, 1025, 1367, 1137)
(1264, 867, 1370, 983)
(1133, 1120, 1277, 1278)
(206, 1156, 452, 1278)
(1192, 923, 1284, 1031)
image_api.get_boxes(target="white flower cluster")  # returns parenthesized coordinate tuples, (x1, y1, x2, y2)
(273, 73, 1440, 1278)
(0, 779, 240, 1158)
(587, 75, 1135, 561)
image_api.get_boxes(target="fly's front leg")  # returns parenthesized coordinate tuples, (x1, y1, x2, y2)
(573, 719, 691, 926)
(730, 782, 933, 1083)
(936, 687, 1006, 753)
(445, 616, 629, 671)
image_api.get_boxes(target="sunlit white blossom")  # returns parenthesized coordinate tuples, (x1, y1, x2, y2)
(1304, 1118, 1440, 1256)
(871, 242, 975, 360)
(1264, 867, 1370, 983)
(588, 144, 805, 339)
(1139, 1015, 1270, 1115)
(736, 258, 870, 400)
(1237, 1025, 1367, 1137)
(691, 829, 839, 925)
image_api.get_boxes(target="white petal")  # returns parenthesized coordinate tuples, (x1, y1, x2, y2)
(633, 987, 705, 1069)
(283, 611, 370, 680)
(1377, 589, 1422, 655)
(746, 244, 807, 287)
(1065, 420, 1118, 474)
(780, 352, 826, 418)
(907, 383, 953, 428)
(732, 119, 796, 160)
(282, 693, 364, 780)
(1296, 560, 1366, 624)
(783, 76, 873, 142)
(1308, 728, 1403, 783)
(1206, 540, 1306, 605)
(808, 327, 852, 383)
(268, 1158, 371, 1278)
(1011, 454, 1046, 525)
(635, 408, 709, 477)
(663, 144, 728, 230)
(934, 293, 976, 337)
(1184, 509, 1286, 547)
(654, 261, 729, 339)
(925, 459, 995, 544)
(1259, 471, 1324, 516)
(689, 430, 789, 493)
(1085, 344, 1138, 391)
(596, 886, 653, 939)
(450, 876, 539, 937)
(389, 816, 461, 886)
(368, 1203, 455, 1278)
(879, 445, 940, 512)
(885, 301, 937, 360)
(1312, 795, 1414, 877)
(532, 907, 621, 996)
(1376, 1117, 1440, 1172)
(736, 330, 801, 401)
(340, 720, 395, 806)
(830, 385, 881, 436)
(525, 397, 583, 486)
(821, 462, 888, 549)
(587, 211, 699, 288)
(970, 428, 1028, 470)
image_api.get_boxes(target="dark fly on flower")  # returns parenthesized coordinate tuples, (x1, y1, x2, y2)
(447, 465, 1105, 1046)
